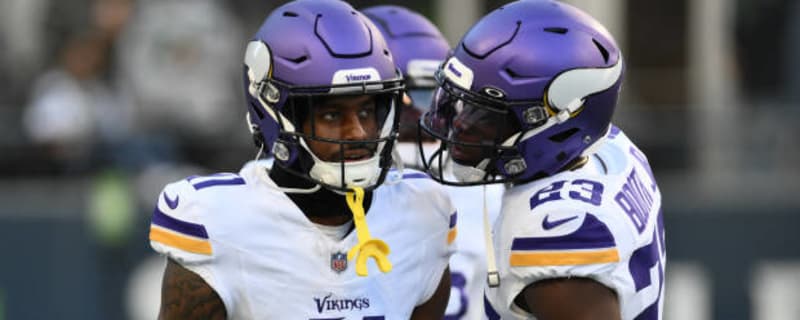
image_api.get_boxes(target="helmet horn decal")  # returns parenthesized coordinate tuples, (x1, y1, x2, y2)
(547, 56, 623, 115)
(244, 40, 296, 133)
(244, 41, 272, 83)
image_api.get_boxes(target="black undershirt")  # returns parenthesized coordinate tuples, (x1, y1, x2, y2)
(268, 163, 373, 221)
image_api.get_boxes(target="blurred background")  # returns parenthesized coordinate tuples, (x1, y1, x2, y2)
(0, 0, 798, 319)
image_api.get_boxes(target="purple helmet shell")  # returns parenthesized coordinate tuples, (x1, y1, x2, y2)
(420, 0, 624, 184)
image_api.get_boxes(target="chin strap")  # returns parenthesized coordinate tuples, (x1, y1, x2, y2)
(484, 185, 500, 287)
(345, 187, 392, 276)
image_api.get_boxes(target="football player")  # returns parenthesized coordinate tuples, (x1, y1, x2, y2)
(362, 5, 504, 320)
(148, 1, 455, 318)
(418, 1, 665, 319)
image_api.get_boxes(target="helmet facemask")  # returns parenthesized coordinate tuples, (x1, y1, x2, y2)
(248, 71, 403, 193)
(419, 72, 525, 186)
(292, 91, 398, 192)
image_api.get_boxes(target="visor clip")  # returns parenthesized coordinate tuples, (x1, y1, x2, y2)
(504, 158, 527, 175)
(523, 105, 547, 125)
(272, 141, 290, 161)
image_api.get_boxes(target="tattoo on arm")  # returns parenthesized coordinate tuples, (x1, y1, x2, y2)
(410, 267, 451, 320)
(160, 259, 227, 320)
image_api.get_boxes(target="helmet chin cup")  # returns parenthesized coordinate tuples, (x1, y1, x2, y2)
(451, 158, 489, 183)
(309, 156, 381, 192)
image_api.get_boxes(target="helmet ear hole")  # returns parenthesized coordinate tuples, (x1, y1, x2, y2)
(251, 126, 265, 148)
(556, 151, 568, 162)
(253, 133, 264, 148)
(247, 113, 265, 148)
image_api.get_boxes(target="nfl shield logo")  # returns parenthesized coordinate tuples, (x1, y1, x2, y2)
(330, 252, 348, 273)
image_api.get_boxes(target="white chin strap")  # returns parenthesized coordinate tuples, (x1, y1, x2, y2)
(483, 185, 500, 287)
(308, 155, 382, 191)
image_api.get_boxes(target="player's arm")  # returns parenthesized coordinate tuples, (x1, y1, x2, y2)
(517, 277, 620, 320)
(409, 267, 451, 320)
(159, 258, 227, 320)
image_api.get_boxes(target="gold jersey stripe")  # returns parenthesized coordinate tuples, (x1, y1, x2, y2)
(510, 248, 619, 267)
(447, 228, 458, 245)
(150, 226, 213, 255)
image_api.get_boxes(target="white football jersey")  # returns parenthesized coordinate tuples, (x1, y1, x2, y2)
(394, 142, 505, 320)
(149, 161, 456, 319)
(484, 126, 665, 320)
(445, 183, 504, 320)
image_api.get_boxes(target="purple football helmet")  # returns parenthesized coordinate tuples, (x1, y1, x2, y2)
(243, 0, 404, 192)
(362, 5, 450, 168)
(362, 5, 450, 111)
(419, 0, 624, 185)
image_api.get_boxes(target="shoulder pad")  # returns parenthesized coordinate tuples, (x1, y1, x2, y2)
(509, 212, 619, 267)
(149, 179, 214, 261)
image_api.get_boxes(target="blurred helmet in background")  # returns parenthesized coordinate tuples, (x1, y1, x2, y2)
(362, 4, 450, 168)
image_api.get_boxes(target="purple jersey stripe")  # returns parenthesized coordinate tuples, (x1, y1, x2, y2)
(444, 273, 468, 320)
(151, 206, 209, 239)
(634, 299, 659, 320)
(511, 214, 615, 251)
(484, 295, 500, 320)
(608, 125, 621, 139)
(449, 212, 458, 228)
(191, 177, 246, 190)
(402, 172, 429, 179)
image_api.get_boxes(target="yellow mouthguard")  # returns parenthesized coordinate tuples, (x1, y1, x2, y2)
(345, 187, 392, 276)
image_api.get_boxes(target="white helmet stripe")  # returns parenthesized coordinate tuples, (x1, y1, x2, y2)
(442, 57, 474, 90)
(547, 55, 623, 113)
(407, 59, 441, 79)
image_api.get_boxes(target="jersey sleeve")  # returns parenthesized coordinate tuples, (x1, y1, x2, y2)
(502, 206, 636, 299)
(148, 177, 240, 313)
(149, 179, 216, 263)
(408, 176, 458, 305)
